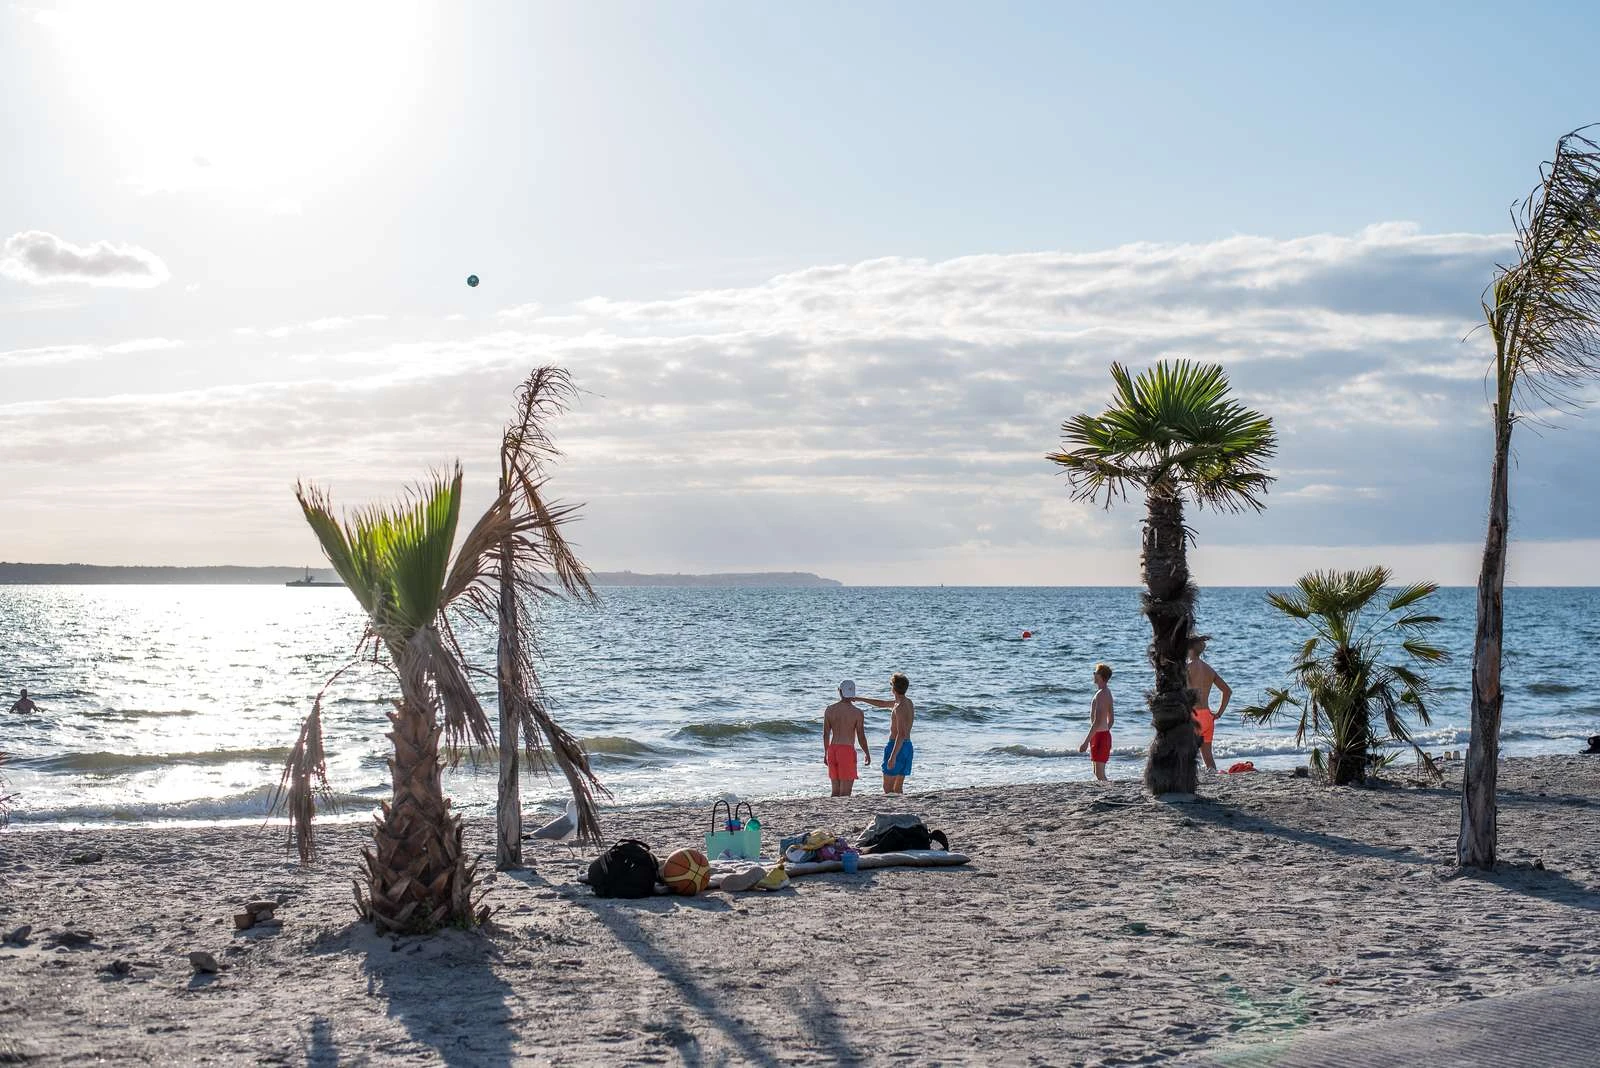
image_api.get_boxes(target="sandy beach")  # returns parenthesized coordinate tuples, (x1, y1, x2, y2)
(2, 754, 1597, 1066)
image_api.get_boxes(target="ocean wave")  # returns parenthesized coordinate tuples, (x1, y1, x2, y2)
(675, 719, 816, 743)
(920, 702, 993, 723)
(432, 735, 681, 771)
(17, 747, 292, 773)
(1015, 684, 1072, 697)
(9, 784, 376, 825)
(1527, 681, 1581, 696)
(988, 744, 1077, 759)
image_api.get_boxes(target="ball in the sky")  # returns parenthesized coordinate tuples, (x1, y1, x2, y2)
(466, 274, 479, 288)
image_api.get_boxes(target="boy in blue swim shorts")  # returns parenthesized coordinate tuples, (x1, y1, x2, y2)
(856, 672, 915, 795)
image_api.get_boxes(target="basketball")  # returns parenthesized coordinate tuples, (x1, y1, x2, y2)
(659, 848, 710, 896)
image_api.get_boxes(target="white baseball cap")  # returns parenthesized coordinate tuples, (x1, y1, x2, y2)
(838, 679, 857, 699)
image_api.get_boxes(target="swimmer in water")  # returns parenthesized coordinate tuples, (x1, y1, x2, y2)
(9, 688, 37, 715)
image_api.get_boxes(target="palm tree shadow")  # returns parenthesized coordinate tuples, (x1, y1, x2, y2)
(1445, 864, 1600, 913)
(1185, 799, 1600, 912)
(346, 924, 517, 1068)
(1182, 799, 1439, 867)
(587, 904, 775, 1065)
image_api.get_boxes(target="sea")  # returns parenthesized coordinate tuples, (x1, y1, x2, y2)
(2, 585, 1596, 829)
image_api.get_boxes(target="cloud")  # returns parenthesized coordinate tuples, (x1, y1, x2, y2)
(0, 337, 184, 367)
(8, 222, 1590, 582)
(233, 314, 388, 339)
(0, 230, 170, 288)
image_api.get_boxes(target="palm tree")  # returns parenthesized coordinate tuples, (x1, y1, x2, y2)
(276, 448, 602, 933)
(494, 367, 600, 869)
(0, 752, 13, 828)
(1461, 127, 1600, 869)
(1050, 360, 1276, 794)
(1242, 567, 1449, 785)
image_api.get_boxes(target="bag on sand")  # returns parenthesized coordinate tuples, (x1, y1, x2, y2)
(588, 839, 659, 898)
(704, 800, 761, 860)
(857, 814, 949, 855)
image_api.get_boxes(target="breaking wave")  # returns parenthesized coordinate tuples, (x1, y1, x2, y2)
(675, 719, 817, 743)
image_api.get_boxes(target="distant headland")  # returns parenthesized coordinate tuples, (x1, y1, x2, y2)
(0, 562, 842, 588)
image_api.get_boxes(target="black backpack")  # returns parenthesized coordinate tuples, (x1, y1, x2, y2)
(588, 839, 659, 898)
(859, 822, 949, 855)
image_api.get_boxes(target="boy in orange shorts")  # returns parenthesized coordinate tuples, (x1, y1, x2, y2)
(822, 680, 871, 796)
(1078, 663, 1115, 782)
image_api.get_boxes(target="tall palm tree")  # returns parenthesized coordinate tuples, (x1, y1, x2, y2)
(277, 454, 603, 934)
(1242, 567, 1449, 785)
(1050, 360, 1276, 794)
(1462, 127, 1600, 869)
(494, 367, 600, 870)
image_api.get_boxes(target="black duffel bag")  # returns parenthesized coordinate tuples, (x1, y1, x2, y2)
(588, 839, 659, 898)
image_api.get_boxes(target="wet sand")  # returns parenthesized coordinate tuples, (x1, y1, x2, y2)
(1, 755, 1597, 1065)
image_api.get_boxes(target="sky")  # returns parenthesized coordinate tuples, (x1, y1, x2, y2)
(4, 0, 1600, 585)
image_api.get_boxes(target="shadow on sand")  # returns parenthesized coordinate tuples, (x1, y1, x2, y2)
(1183, 796, 1600, 913)
(310, 919, 517, 1068)
(1180, 798, 1440, 869)
(575, 890, 863, 1066)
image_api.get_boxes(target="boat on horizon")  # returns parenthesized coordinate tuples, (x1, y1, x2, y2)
(285, 567, 342, 588)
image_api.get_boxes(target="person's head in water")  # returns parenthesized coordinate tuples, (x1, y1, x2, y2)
(890, 672, 909, 696)
(17, 688, 26, 699)
(1187, 636, 1209, 658)
(1094, 663, 1112, 686)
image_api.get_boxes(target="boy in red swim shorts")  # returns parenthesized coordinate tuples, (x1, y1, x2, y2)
(823, 680, 871, 796)
(1078, 663, 1115, 782)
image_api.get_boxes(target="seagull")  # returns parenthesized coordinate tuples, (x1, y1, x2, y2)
(526, 797, 579, 860)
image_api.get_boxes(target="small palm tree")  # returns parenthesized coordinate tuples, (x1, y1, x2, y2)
(1462, 127, 1600, 868)
(1050, 360, 1276, 794)
(0, 752, 13, 828)
(277, 438, 601, 934)
(1242, 567, 1449, 785)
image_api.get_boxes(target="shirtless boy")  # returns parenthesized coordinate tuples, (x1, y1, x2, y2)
(8, 689, 36, 715)
(1078, 663, 1115, 781)
(1187, 636, 1232, 772)
(822, 680, 871, 797)
(856, 673, 914, 795)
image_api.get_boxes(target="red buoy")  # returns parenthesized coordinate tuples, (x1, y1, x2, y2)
(1021, 630, 1032, 639)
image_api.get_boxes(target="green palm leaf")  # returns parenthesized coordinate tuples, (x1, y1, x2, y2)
(1251, 566, 1450, 784)
(1049, 359, 1277, 513)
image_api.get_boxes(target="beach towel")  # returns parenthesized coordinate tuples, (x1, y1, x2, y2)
(783, 849, 969, 877)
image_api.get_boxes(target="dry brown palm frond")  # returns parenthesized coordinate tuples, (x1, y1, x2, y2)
(1491, 125, 1600, 416)
(488, 366, 605, 843)
(424, 621, 495, 753)
(272, 694, 334, 864)
(0, 751, 14, 829)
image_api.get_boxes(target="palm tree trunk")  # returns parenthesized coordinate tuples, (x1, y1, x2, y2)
(360, 675, 477, 933)
(1460, 406, 1511, 869)
(495, 510, 522, 871)
(1330, 741, 1367, 785)
(1142, 491, 1198, 794)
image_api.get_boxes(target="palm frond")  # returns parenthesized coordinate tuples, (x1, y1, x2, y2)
(1050, 359, 1277, 512)
(1492, 126, 1600, 415)
(1257, 566, 1449, 784)
(272, 693, 334, 864)
(1387, 581, 1440, 612)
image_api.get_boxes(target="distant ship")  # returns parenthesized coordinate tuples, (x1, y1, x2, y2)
(285, 567, 342, 588)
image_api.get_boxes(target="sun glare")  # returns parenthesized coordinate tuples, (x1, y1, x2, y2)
(36, 0, 433, 203)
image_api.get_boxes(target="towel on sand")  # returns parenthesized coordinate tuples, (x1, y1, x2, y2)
(784, 849, 969, 877)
